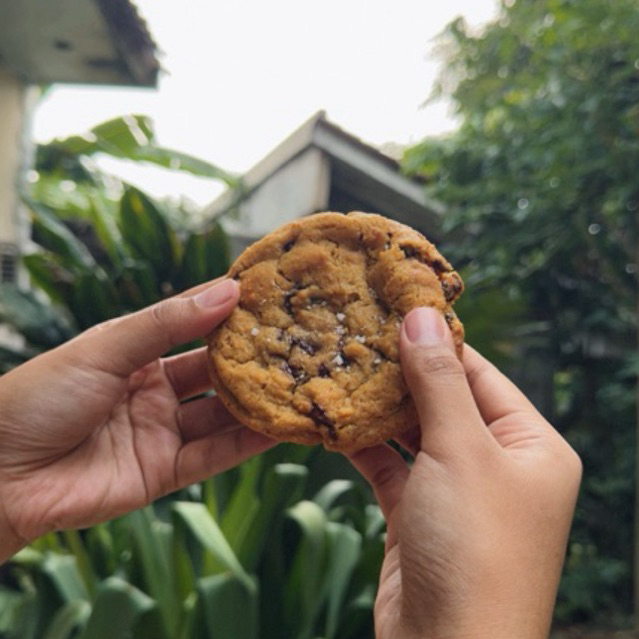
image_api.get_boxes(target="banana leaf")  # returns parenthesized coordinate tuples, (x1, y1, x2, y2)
(39, 115, 238, 185)
(118, 186, 180, 285)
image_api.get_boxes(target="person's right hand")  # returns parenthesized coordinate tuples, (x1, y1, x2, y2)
(350, 307, 582, 639)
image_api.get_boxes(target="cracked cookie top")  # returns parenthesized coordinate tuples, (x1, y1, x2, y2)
(207, 211, 464, 451)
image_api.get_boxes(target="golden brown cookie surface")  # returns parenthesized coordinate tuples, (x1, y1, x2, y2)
(208, 211, 464, 451)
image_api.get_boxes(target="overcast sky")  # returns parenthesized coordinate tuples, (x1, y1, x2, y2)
(32, 0, 499, 204)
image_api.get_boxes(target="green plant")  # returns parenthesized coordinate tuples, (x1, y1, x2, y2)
(0, 115, 235, 370)
(0, 448, 382, 639)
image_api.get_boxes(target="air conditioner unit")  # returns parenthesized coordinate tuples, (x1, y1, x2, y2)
(0, 242, 18, 284)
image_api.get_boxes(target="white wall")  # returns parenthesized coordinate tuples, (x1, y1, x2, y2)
(239, 147, 330, 234)
(0, 68, 24, 246)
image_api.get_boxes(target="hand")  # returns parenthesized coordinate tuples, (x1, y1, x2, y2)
(0, 279, 276, 562)
(350, 307, 582, 639)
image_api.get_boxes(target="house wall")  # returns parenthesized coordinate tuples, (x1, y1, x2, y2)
(238, 147, 331, 234)
(0, 69, 24, 248)
(0, 68, 31, 286)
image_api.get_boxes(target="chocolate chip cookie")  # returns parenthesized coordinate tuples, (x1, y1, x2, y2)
(207, 211, 464, 451)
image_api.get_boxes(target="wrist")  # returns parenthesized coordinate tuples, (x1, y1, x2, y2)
(390, 598, 554, 639)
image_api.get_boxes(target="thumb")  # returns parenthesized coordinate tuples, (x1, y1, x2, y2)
(400, 307, 486, 457)
(68, 278, 239, 377)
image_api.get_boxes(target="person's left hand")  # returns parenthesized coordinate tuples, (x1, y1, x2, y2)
(0, 278, 276, 562)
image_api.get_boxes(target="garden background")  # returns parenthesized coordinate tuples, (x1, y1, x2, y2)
(1, 0, 638, 636)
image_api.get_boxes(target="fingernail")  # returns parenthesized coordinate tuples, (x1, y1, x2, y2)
(403, 307, 447, 345)
(193, 279, 238, 308)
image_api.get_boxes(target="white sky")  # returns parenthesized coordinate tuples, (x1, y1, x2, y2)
(32, 0, 499, 205)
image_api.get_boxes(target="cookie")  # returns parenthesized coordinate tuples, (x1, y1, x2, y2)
(207, 211, 464, 451)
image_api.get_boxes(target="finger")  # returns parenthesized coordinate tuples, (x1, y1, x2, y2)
(347, 444, 410, 523)
(176, 275, 225, 299)
(400, 307, 490, 458)
(394, 426, 420, 459)
(163, 347, 211, 401)
(176, 426, 277, 488)
(463, 345, 538, 426)
(69, 279, 239, 378)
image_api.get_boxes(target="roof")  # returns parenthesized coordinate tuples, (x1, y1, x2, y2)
(0, 0, 159, 86)
(206, 111, 445, 242)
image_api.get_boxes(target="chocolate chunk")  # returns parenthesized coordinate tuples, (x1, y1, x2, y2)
(431, 259, 449, 274)
(284, 291, 295, 315)
(400, 244, 421, 260)
(309, 403, 337, 440)
(441, 276, 463, 302)
(292, 337, 318, 356)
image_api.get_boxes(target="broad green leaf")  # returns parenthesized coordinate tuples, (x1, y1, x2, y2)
(172, 501, 253, 589)
(0, 284, 74, 348)
(364, 504, 386, 539)
(42, 600, 91, 639)
(41, 553, 90, 603)
(83, 523, 116, 577)
(128, 508, 180, 639)
(1, 588, 39, 639)
(69, 271, 119, 329)
(323, 522, 362, 639)
(240, 463, 309, 572)
(0, 343, 33, 372)
(219, 457, 262, 556)
(0, 586, 25, 633)
(196, 573, 259, 639)
(179, 222, 230, 288)
(22, 251, 75, 307)
(45, 115, 237, 183)
(77, 577, 155, 639)
(27, 202, 96, 272)
(118, 186, 179, 283)
(284, 500, 328, 637)
(116, 259, 161, 309)
(84, 196, 126, 270)
(126, 145, 238, 184)
(61, 530, 97, 600)
(46, 115, 154, 157)
(313, 479, 356, 512)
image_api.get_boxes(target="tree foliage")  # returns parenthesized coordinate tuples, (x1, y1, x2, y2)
(0, 116, 234, 370)
(404, 0, 639, 625)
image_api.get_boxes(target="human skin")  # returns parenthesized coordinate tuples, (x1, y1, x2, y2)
(350, 307, 583, 639)
(0, 278, 276, 563)
(0, 284, 581, 638)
